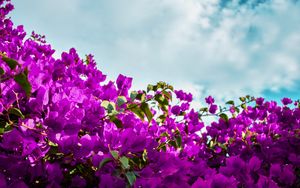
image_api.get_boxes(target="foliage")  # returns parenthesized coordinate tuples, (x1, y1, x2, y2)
(0, 1, 299, 187)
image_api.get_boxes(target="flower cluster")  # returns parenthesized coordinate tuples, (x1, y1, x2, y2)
(0, 1, 299, 187)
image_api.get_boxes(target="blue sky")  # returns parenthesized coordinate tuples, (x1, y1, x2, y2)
(10, 0, 300, 103)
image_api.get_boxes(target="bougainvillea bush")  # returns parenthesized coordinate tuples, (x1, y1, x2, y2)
(0, 1, 300, 187)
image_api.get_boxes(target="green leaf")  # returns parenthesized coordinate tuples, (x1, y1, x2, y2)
(142, 149, 147, 162)
(69, 168, 77, 175)
(125, 171, 136, 186)
(162, 90, 172, 101)
(241, 103, 246, 109)
(226, 100, 235, 105)
(99, 158, 113, 169)
(147, 84, 153, 92)
(8, 108, 25, 119)
(199, 107, 208, 112)
(14, 69, 32, 97)
(219, 113, 229, 122)
(175, 134, 182, 148)
(160, 132, 170, 138)
(156, 114, 167, 124)
(157, 142, 167, 151)
(109, 115, 123, 128)
(136, 93, 146, 102)
(107, 103, 116, 113)
(168, 140, 177, 148)
(0, 67, 4, 75)
(130, 91, 138, 101)
(101, 100, 116, 114)
(117, 96, 127, 107)
(101, 100, 110, 109)
(128, 104, 145, 120)
(0, 128, 4, 134)
(140, 102, 153, 122)
(209, 140, 215, 148)
(167, 85, 174, 91)
(239, 97, 246, 102)
(2, 56, 19, 70)
(110, 150, 119, 160)
(119, 156, 130, 169)
(218, 143, 227, 150)
(154, 94, 168, 106)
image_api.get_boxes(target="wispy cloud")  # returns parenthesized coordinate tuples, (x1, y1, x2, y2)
(11, 0, 300, 101)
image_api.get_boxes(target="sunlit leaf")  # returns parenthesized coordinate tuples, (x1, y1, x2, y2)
(117, 96, 127, 107)
(140, 102, 153, 122)
(130, 91, 138, 101)
(128, 104, 145, 120)
(120, 156, 130, 169)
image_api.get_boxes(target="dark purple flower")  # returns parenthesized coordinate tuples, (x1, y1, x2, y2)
(171, 105, 181, 115)
(281, 97, 293, 105)
(0, 173, 7, 187)
(257, 175, 279, 188)
(279, 165, 296, 185)
(0, 101, 3, 113)
(211, 174, 236, 188)
(71, 176, 86, 188)
(248, 156, 261, 172)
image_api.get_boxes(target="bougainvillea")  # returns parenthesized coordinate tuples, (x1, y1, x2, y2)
(0, 1, 300, 187)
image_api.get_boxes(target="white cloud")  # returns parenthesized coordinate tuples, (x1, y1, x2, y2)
(11, 0, 300, 102)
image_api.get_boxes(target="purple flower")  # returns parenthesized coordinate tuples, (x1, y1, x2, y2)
(229, 106, 235, 113)
(205, 96, 215, 104)
(116, 74, 132, 96)
(209, 104, 218, 114)
(46, 162, 63, 183)
(256, 97, 264, 106)
(186, 93, 193, 102)
(257, 176, 279, 188)
(248, 156, 261, 172)
(171, 105, 181, 115)
(71, 176, 86, 187)
(211, 174, 236, 188)
(174, 90, 185, 100)
(180, 102, 190, 111)
(0, 101, 3, 113)
(102, 81, 118, 100)
(281, 97, 293, 105)
(270, 164, 281, 177)
(279, 165, 296, 186)
(174, 90, 193, 102)
(267, 113, 278, 123)
(0, 173, 7, 187)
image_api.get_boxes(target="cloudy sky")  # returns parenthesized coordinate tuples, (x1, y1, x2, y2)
(11, 0, 300, 103)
